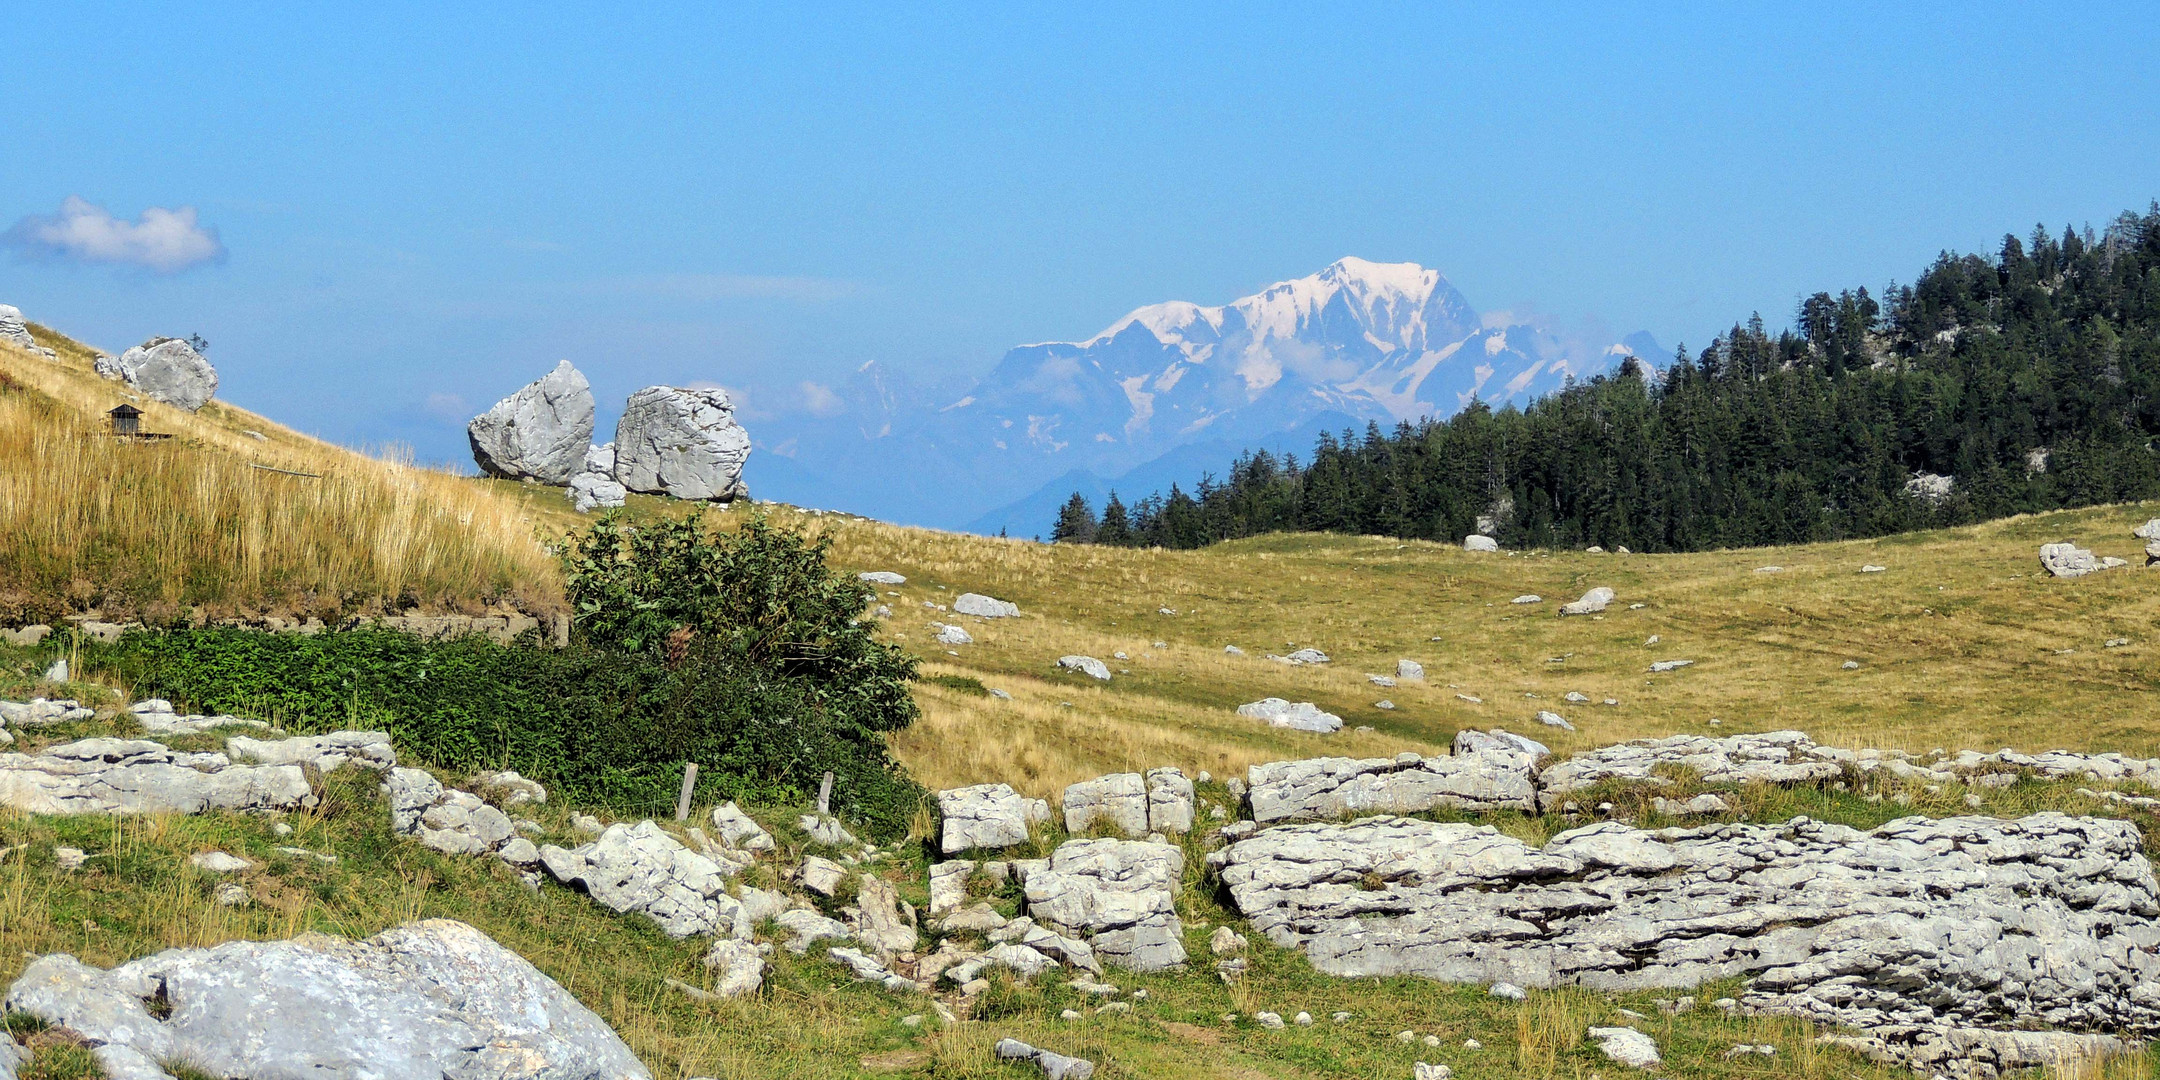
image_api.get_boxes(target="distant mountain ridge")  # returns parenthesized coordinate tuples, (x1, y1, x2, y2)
(751, 258, 1654, 531)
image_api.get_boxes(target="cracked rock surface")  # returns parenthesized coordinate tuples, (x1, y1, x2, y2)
(3, 918, 648, 1080)
(0, 739, 314, 815)
(1246, 732, 1538, 824)
(1024, 838, 1186, 972)
(539, 820, 747, 938)
(1216, 811, 2159, 1076)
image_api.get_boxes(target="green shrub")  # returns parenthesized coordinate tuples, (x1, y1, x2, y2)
(924, 674, 988, 696)
(93, 513, 927, 835)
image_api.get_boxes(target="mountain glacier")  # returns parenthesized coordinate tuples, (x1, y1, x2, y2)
(751, 257, 1649, 532)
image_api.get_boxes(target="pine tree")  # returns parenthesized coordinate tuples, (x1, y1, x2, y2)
(1096, 493, 1132, 546)
(1050, 493, 1097, 544)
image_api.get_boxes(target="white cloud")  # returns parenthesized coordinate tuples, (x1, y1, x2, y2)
(800, 381, 844, 417)
(4, 196, 225, 273)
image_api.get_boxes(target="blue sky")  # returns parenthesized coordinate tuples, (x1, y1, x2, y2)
(5, 2, 2157, 471)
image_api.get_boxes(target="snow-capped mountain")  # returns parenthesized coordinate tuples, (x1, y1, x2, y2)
(946, 257, 1588, 476)
(749, 258, 1649, 531)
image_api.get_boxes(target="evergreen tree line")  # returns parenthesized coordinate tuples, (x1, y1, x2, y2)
(1050, 205, 2160, 552)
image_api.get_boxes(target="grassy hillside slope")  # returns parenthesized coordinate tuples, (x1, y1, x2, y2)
(0, 324, 565, 622)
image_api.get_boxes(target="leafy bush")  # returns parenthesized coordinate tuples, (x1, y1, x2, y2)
(95, 512, 927, 835)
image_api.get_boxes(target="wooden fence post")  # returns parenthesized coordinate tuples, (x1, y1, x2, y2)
(675, 763, 699, 822)
(817, 771, 834, 816)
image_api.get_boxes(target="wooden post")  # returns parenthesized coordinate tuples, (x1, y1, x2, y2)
(675, 763, 699, 822)
(817, 771, 834, 815)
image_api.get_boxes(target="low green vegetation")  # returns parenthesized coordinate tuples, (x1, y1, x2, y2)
(89, 511, 927, 835)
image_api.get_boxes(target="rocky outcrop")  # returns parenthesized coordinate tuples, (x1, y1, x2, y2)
(386, 768, 517, 857)
(538, 820, 747, 938)
(0, 738, 315, 814)
(3, 919, 649, 1080)
(613, 385, 750, 501)
(1063, 772, 1148, 836)
(128, 698, 269, 735)
(2137, 519, 2160, 566)
(1215, 812, 2159, 1077)
(1245, 732, 1539, 824)
(1024, 838, 1186, 972)
(1538, 730, 1841, 806)
(1236, 698, 1341, 734)
(1146, 767, 1194, 833)
(0, 305, 54, 358)
(568, 442, 627, 512)
(0, 698, 93, 727)
(228, 730, 395, 772)
(938, 783, 1048, 853)
(96, 337, 218, 411)
(468, 360, 596, 485)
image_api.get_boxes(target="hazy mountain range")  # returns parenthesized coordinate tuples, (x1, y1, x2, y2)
(751, 257, 1659, 534)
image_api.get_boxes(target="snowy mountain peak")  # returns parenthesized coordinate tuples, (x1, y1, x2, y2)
(1079, 257, 1475, 353)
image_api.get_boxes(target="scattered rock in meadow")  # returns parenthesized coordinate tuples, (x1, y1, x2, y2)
(995, 1037, 1095, 1080)
(1236, 698, 1342, 734)
(1464, 535, 1499, 552)
(1534, 710, 1574, 731)
(1396, 659, 1425, 681)
(1588, 1027, 1661, 1069)
(1649, 659, 1694, 672)
(935, 623, 974, 646)
(1511, 595, 1542, 605)
(859, 571, 907, 585)
(1145, 767, 1194, 833)
(0, 697, 94, 726)
(704, 938, 765, 997)
(938, 783, 1046, 853)
(188, 851, 254, 874)
(538, 821, 747, 938)
(1064, 773, 1149, 837)
(1558, 587, 1614, 616)
(1056, 655, 1112, 681)
(2039, 542, 2103, 578)
(709, 801, 775, 852)
(954, 593, 1021, 618)
(1024, 839, 1185, 971)
(385, 768, 516, 857)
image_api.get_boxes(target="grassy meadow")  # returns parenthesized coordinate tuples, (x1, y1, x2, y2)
(5, 317, 2160, 1077)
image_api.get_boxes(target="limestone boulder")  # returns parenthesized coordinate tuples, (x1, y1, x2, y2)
(1023, 838, 1186, 972)
(613, 385, 751, 501)
(1236, 698, 1341, 734)
(468, 360, 595, 485)
(1464, 535, 1499, 552)
(1057, 655, 1112, 681)
(229, 731, 396, 772)
(538, 820, 747, 938)
(98, 337, 218, 411)
(2040, 542, 2103, 578)
(954, 593, 1020, 618)
(2, 919, 649, 1080)
(1063, 773, 1148, 837)
(1558, 587, 1615, 616)
(939, 783, 1045, 853)
(384, 768, 516, 857)
(1145, 767, 1194, 833)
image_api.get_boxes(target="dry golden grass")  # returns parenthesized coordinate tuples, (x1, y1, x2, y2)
(0, 326, 565, 620)
(757, 499, 2160, 791)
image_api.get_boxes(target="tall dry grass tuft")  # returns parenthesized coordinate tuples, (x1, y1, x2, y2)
(0, 335, 561, 619)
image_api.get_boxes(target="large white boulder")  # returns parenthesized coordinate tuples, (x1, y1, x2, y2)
(938, 783, 1046, 853)
(954, 593, 1020, 618)
(2, 919, 650, 1079)
(1024, 838, 1186, 972)
(1063, 773, 1148, 837)
(468, 360, 595, 485)
(96, 337, 218, 411)
(1463, 534, 1499, 552)
(1558, 587, 1615, 616)
(537, 820, 747, 938)
(2039, 542, 2102, 578)
(613, 385, 751, 501)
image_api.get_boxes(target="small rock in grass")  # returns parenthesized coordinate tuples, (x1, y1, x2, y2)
(1396, 1031, 1416, 1043)
(1255, 1012, 1285, 1029)
(1534, 710, 1574, 731)
(1374, 700, 1395, 711)
(1332, 1011, 1351, 1022)
(1588, 1026, 1661, 1069)
(995, 1037, 1094, 1080)
(189, 851, 255, 874)
(214, 882, 251, 907)
(1293, 1012, 1312, 1026)
(1060, 1009, 1082, 1020)
(1414, 1065, 1451, 1080)
(1488, 982, 1527, 1000)
(1464, 1038, 1482, 1049)
(1423, 1034, 1441, 1047)
(54, 846, 87, 870)
(901, 1014, 923, 1028)
(1861, 564, 1886, 573)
